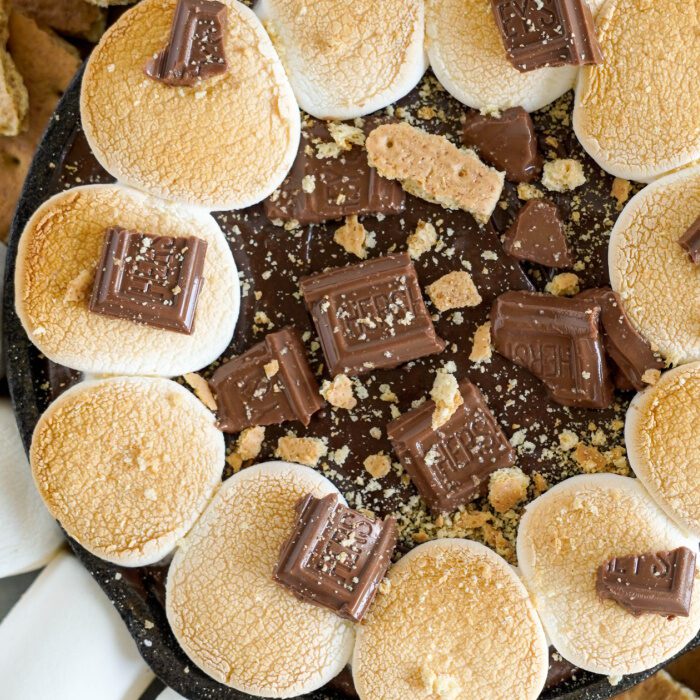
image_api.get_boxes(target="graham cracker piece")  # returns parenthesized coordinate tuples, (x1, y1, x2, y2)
(0, 10, 79, 240)
(616, 671, 698, 700)
(365, 122, 504, 224)
(11, 0, 106, 41)
(0, 1, 28, 137)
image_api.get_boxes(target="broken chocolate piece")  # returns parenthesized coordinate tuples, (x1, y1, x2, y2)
(46, 361, 83, 401)
(578, 288, 664, 392)
(491, 0, 603, 73)
(490, 291, 613, 408)
(264, 119, 405, 224)
(503, 199, 572, 267)
(679, 215, 700, 264)
(387, 379, 515, 512)
(145, 0, 227, 87)
(300, 253, 446, 377)
(462, 107, 542, 183)
(209, 327, 323, 433)
(274, 493, 397, 622)
(89, 226, 207, 334)
(597, 547, 696, 617)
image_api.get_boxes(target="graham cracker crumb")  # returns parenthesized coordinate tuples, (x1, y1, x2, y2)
(407, 219, 437, 259)
(183, 373, 217, 411)
(227, 426, 266, 472)
(430, 369, 463, 430)
(641, 368, 661, 386)
(558, 429, 579, 450)
(488, 467, 530, 514)
(420, 666, 461, 700)
(469, 321, 492, 363)
(64, 269, 94, 303)
(426, 271, 482, 312)
(263, 359, 279, 379)
(327, 121, 365, 151)
(364, 452, 391, 479)
(275, 435, 327, 467)
(517, 183, 544, 200)
(532, 472, 549, 497)
(542, 159, 586, 192)
(334, 215, 368, 259)
(320, 374, 357, 410)
(611, 178, 632, 209)
(546, 272, 580, 297)
(573, 443, 607, 473)
(301, 174, 316, 193)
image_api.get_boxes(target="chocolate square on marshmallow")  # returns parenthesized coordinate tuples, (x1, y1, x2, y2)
(89, 226, 207, 334)
(274, 493, 397, 622)
(300, 253, 446, 377)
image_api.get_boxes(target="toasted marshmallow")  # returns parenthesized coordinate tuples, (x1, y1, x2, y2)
(0, 398, 62, 577)
(353, 539, 548, 700)
(15, 184, 239, 377)
(81, 0, 300, 209)
(574, 0, 700, 181)
(256, 0, 426, 119)
(517, 474, 700, 676)
(626, 362, 700, 538)
(608, 165, 700, 366)
(30, 377, 224, 566)
(166, 462, 354, 697)
(425, 0, 577, 113)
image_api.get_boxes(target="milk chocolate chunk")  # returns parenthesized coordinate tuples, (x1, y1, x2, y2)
(503, 199, 572, 267)
(89, 226, 207, 334)
(387, 379, 515, 512)
(679, 215, 700, 264)
(462, 107, 542, 183)
(265, 119, 405, 225)
(491, 0, 603, 73)
(209, 327, 322, 433)
(597, 547, 696, 618)
(578, 288, 664, 392)
(490, 291, 613, 408)
(300, 253, 446, 377)
(274, 493, 397, 622)
(145, 0, 227, 87)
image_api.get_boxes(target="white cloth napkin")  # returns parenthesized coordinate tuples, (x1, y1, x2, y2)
(0, 551, 154, 699)
(0, 398, 63, 577)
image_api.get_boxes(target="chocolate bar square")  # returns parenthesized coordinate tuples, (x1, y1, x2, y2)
(264, 119, 405, 224)
(300, 253, 446, 377)
(274, 493, 397, 622)
(597, 547, 696, 617)
(491, 291, 613, 408)
(89, 226, 207, 334)
(491, 0, 603, 73)
(387, 379, 515, 512)
(209, 327, 323, 433)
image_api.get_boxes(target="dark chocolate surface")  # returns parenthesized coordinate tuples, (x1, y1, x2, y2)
(4, 64, 696, 700)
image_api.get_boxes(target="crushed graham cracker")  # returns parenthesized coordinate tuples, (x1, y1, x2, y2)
(364, 452, 391, 479)
(263, 359, 279, 379)
(488, 467, 530, 514)
(64, 269, 94, 303)
(183, 373, 217, 411)
(320, 373, 357, 410)
(275, 435, 327, 467)
(334, 215, 369, 259)
(611, 177, 632, 209)
(426, 270, 482, 312)
(546, 272, 580, 296)
(641, 368, 661, 386)
(542, 159, 586, 192)
(517, 183, 544, 200)
(227, 426, 266, 472)
(469, 321, 492, 363)
(430, 369, 463, 430)
(407, 219, 437, 259)
(327, 121, 365, 151)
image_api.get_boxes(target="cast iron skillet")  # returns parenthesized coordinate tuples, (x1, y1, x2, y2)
(3, 65, 698, 700)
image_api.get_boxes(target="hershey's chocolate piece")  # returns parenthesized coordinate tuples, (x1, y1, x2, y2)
(300, 253, 446, 377)
(491, 0, 603, 73)
(274, 493, 397, 622)
(462, 107, 542, 183)
(679, 215, 700, 264)
(387, 379, 515, 512)
(503, 199, 572, 268)
(490, 291, 613, 408)
(264, 119, 405, 225)
(89, 226, 207, 334)
(145, 0, 227, 87)
(578, 288, 664, 392)
(597, 547, 696, 618)
(209, 327, 323, 433)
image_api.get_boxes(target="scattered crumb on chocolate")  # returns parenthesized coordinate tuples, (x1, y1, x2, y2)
(227, 426, 266, 472)
(183, 372, 217, 411)
(469, 321, 492, 363)
(488, 467, 530, 514)
(430, 368, 463, 430)
(407, 219, 437, 259)
(642, 368, 661, 386)
(320, 373, 357, 410)
(546, 272, 580, 297)
(611, 177, 632, 209)
(364, 452, 391, 479)
(426, 270, 482, 312)
(542, 159, 586, 193)
(276, 435, 328, 467)
(334, 215, 369, 259)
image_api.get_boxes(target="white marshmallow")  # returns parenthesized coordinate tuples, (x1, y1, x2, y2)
(0, 399, 62, 577)
(0, 551, 154, 699)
